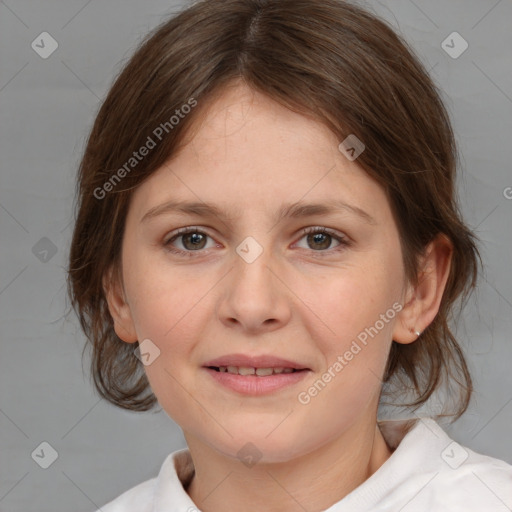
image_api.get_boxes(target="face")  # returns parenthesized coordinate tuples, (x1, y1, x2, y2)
(112, 82, 409, 462)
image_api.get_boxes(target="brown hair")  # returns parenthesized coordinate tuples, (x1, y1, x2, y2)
(68, 0, 480, 417)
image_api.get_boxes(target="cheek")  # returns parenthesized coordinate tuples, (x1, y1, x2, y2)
(288, 260, 402, 415)
(122, 255, 213, 376)
(125, 275, 208, 426)
(294, 259, 402, 349)
(123, 246, 204, 338)
(292, 273, 398, 432)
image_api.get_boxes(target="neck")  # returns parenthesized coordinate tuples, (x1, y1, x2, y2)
(185, 416, 392, 512)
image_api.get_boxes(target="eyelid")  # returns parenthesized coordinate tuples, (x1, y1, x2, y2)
(298, 226, 348, 241)
(163, 226, 214, 245)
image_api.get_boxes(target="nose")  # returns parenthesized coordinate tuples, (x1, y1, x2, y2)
(217, 244, 292, 335)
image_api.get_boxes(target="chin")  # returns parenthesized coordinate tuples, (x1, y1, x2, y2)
(200, 424, 315, 466)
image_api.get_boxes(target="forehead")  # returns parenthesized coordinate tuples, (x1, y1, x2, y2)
(127, 82, 391, 228)
(185, 83, 339, 163)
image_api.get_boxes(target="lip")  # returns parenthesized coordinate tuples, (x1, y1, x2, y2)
(203, 354, 310, 370)
(202, 353, 312, 396)
(204, 367, 310, 395)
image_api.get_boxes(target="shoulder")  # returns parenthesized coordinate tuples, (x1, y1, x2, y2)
(377, 418, 512, 511)
(422, 441, 512, 510)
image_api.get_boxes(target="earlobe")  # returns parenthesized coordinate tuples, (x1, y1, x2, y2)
(392, 284, 423, 345)
(392, 234, 453, 345)
(103, 266, 138, 344)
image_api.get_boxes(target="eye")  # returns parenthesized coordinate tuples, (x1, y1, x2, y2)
(163, 226, 350, 258)
(295, 226, 349, 253)
(164, 227, 217, 255)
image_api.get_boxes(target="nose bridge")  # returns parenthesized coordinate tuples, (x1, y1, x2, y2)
(218, 234, 290, 331)
(231, 235, 276, 299)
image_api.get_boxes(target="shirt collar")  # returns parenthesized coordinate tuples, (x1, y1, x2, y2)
(152, 448, 196, 512)
(152, 417, 428, 512)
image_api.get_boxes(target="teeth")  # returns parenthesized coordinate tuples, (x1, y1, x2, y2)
(216, 366, 297, 376)
(238, 366, 256, 376)
(255, 367, 273, 376)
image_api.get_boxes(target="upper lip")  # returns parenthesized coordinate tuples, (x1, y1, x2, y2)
(203, 354, 310, 370)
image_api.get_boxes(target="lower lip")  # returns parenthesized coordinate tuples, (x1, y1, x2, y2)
(204, 368, 310, 395)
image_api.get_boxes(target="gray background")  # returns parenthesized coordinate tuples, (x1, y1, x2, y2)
(0, 1, 511, 511)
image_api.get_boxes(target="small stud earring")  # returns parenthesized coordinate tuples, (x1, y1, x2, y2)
(415, 330, 421, 337)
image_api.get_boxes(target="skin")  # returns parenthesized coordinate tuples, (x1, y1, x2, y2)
(105, 81, 452, 512)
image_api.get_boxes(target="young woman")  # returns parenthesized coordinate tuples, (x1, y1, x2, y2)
(68, 0, 512, 510)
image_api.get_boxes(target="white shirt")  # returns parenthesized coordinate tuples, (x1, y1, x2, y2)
(96, 418, 512, 512)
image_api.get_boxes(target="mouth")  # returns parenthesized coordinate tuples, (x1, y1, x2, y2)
(203, 354, 311, 374)
(202, 354, 311, 395)
(206, 366, 306, 376)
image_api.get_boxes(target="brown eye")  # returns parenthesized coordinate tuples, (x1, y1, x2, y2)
(296, 227, 348, 253)
(306, 232, 333, 250)
(181, 232, 207, 250)
(165, 228, 216, 255)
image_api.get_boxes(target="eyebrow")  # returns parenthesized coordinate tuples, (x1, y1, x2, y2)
(140, 199, 376, 225)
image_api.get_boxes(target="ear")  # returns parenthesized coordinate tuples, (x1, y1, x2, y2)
(103, 266, 138, 344)
(393, 234, 453, 344)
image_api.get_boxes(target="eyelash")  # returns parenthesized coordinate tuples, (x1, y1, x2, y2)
(163, 226, 350, 258)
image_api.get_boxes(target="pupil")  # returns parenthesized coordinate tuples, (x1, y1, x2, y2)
(185, 232, 206, 249)
(308, 233, 330, 250)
